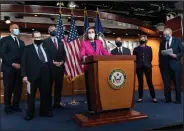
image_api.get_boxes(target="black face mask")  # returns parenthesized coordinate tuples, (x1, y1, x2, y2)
(116, 41, 122, 47)
(139, 40, 147, 45)
(34, 40, 43, 45)
(50, 31, 56, 36)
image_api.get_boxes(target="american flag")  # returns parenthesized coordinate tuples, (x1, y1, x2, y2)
(56, 14, 83, 81)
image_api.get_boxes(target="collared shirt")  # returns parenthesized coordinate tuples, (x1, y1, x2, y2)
(165, 36, 172, 49)
(10, 34, 20, 47)
(33, 43, 48, 62)
(117, 46, 123, 53)
(51, 36, 58, 48)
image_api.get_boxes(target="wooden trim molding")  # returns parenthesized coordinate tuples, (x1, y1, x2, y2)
(1, 4, 159, 33)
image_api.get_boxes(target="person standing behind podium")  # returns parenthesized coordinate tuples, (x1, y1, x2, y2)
(43, 25, 66, 108)
(0, 24, 25, 114)
(21, 31, 52, 120)
(133, 35, 157, 103)
(80, 27, 111, 113)
(111, 37, 131, 55)
(159, 28, 184, 104)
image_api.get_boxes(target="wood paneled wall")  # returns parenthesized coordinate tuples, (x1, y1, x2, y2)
(0, 32, 163, 103)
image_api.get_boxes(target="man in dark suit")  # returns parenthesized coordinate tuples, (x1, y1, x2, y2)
(0, 24, 25, 113)
(21, 31, 52, 120)
(159, 28, 184, 104)
(43, 25, 66, 108)
(133, 35, 157, 103)
(111, 37, 131, 55)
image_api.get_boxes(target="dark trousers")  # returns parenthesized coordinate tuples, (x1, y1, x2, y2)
(3, 68, 22, 108)
(136, 66, 156, 99)
(51, 67, 64, 105)
(161, 68, 181, 102)
(84, 71, 92, 111)
(27, 63, 51, 114)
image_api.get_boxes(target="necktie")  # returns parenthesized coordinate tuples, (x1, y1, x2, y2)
(118, 48, 122, 54)
(14, 37, 19, 47)
(53, 38, 58, 49)
(166, 41, 169, 49)
(37, 45, 45, 62)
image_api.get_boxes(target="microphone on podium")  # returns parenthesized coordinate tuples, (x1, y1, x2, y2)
(108, 41, 116, 47)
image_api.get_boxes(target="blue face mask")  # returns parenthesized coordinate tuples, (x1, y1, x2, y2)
(165, 35, 170, 41)
(50, 31, 56, 36)
(13, 29, 20, 36)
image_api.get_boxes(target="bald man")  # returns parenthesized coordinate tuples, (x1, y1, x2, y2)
(159, 28, 184, 104)
(0, 24, 25, 113)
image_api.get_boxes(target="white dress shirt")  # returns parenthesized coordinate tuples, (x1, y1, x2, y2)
(33, 43, 48, 62)
(117, 46, 123, 53)
(165, 36, 172, 49)
(51, 36, 58, 48)
(11, 35, 20, 47)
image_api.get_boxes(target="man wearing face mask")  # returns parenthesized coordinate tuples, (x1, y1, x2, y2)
(21, 31, 52, 120)
(43, 25, 66, 108)
(159, 28, 184, 104)
(133, 35, 157, 103)
(111, 37, 131, 55)
(0, 24, 25, 114)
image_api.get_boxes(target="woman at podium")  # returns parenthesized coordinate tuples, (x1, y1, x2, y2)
(133, 35, 158, 103)
(80, 27, 110, 112)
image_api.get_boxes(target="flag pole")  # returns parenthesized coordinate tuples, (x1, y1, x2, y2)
(96, 7, 109, 52)
(68, 79, 79, 105)
(57, 1, 66, 107)
(67, 8, 79, 106)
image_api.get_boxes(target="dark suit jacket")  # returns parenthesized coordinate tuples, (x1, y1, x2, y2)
(133, 45, 153, 68)
(43, 37, 66, 76)
(159, 37, 184, 71)
(0, 35, 25, 73)
(111, 47, 131, 55)
(21, 44, 52, 82)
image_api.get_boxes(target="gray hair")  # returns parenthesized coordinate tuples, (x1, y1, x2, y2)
(164, 28, 172, 34)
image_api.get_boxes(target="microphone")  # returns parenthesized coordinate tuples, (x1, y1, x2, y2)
(108, 41, 116, 47)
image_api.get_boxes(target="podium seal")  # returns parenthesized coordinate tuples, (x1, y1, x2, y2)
(108, 69, 127, 90)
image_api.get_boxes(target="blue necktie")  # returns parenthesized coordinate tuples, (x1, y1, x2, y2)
(37, 45, 45, 62)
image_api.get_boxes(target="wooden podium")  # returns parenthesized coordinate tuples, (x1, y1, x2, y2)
(73, 56, 148, 127)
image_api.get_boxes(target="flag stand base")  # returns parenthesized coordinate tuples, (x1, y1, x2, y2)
(68, 80, 80, 106)
(68, 99, 80, 105)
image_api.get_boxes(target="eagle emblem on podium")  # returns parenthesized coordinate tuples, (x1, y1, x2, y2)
(108, 69, 127, 90)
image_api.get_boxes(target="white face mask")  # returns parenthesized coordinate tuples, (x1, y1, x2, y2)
(88, 33, 95, 40)
(13, 29, 20, 36)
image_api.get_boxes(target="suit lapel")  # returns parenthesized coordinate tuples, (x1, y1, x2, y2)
(48, 37, 56, 50)
(8, 35, 16, 45)
(57, 38, 63, 50)
(31, 44, 40, 60)
(86, 41, 95, 54)
(95, 40, 101, 55)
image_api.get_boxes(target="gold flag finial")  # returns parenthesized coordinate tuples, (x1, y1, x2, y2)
(84, 7, 87, 14)
(57, 1, 64, 14)
(96, 7, 100, 15)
